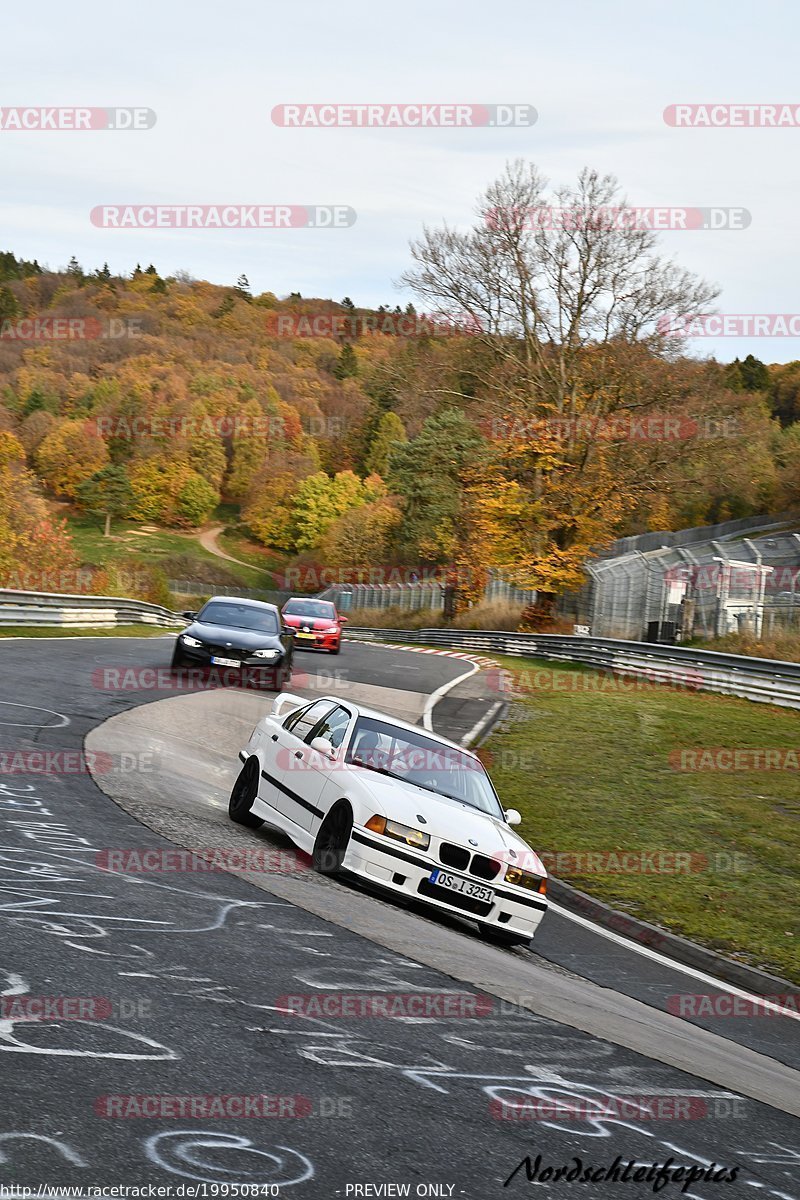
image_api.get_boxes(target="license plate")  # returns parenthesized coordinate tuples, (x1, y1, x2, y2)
(429, 868, 494, 905)
(211, 656, 240, 668)
(296, 632, 315, 640)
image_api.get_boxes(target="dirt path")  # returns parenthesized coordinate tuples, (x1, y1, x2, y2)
(197, 524, 257, 570)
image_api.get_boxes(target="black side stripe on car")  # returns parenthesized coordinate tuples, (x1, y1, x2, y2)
(260, 767, 323, 819)
(238, 751, 247, 762)
(352, 831, 548, 912)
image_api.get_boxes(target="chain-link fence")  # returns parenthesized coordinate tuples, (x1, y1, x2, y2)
(319, 570, 536, 614)
(168, 580, 311, 609)
(556, 517, 800, 641)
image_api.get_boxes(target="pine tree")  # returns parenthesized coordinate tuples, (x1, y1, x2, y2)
(66, 256, 83, 278)
(234, 274, 252, 301)
(0, 286, 20, 324)
(332, 343, 358, 379)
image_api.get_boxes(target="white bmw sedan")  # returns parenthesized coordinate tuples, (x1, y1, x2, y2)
(229, 694, 548, 947)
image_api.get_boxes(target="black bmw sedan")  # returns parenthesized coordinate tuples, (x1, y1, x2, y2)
(171, 596, 294, 689)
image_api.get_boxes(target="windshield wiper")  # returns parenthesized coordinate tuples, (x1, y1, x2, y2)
(348, 760, 396, 777)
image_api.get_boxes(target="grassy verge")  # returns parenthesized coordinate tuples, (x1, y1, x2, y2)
(689, 629, 800, 663)
(216, 527, 288, 576)
(481, 654, 800, 981)
(62, 511, 273, 590)
(344, 601, 524, 630)
(0, 626, 175, 638)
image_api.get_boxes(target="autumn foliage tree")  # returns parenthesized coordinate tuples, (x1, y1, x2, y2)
(400, 161, 722, 600)
(0, 430, 77, 587)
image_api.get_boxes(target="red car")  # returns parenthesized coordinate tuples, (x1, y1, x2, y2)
(280, 597, 347, 654)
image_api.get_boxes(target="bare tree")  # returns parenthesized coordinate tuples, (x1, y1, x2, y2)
(401, 160, 718, 421)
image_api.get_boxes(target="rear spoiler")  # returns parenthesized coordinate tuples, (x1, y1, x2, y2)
(270, 692, 307, 719)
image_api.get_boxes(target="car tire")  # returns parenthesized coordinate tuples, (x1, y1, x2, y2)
(228, 758, 264, 829)
(171, 645, 186, 671)
(330, 642, 341, 655)
(477, 923, 531, 949)
(312, 802, 353, 876)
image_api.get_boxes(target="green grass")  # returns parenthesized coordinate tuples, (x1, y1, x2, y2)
(63, 511, 274, 590)
(0, 625, 174, 638)
(216, 527, 288, 576)
(481, 654, 800, 981)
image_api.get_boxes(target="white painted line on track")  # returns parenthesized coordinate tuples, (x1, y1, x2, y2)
(460, 700, 503, 747)
(547, 899, 800, 1022)
(421, 661, 479, 731)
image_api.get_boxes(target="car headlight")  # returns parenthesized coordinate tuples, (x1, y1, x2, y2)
(504, 866, 547, 894)
(365, 814, 430, 851)
(181, 635, 202, 647)
(253, 649, 279, 659)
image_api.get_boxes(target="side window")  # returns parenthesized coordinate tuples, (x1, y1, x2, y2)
(307, 705, 351, 749)
(283, 702, 314, 733)
(287, 701, 335, 742)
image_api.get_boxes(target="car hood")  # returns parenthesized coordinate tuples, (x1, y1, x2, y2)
(283, 615, 338, 629)
(350, 768, 545, 873)
(185, 621, 283, 650)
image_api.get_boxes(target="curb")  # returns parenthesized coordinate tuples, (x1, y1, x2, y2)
(544, 876, 795, 997)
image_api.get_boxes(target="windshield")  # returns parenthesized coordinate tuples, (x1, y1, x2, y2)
(283, 600, 337, 619)
(197, 601, 279, 634)
(345, 717, 504, 818)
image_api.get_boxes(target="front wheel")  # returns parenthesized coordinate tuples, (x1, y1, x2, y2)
(228, 758, 264, 829)
(329, 642, 341, 656)
(312, 803, 353, 876)
(478, 923, 531, 949)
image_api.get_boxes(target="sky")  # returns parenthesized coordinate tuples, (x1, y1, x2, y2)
(2, 0, 799, 361)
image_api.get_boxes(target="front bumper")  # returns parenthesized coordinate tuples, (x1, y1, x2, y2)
(344, 825, 547, 940)
(291, 628, 340, 651)
(176, 640, 289, 677)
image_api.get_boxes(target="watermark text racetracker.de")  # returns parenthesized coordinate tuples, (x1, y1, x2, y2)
(95, 847, 309, 874)
(485, 206, 750, 231)
(664, 102, 800, 127)
(271, 103, 536, 127)
(0, 317, 143, 342)
(480, 414, 738, 443)
(91, 205, 356, 229)
(0, 106, 155, 130)
(0, 750, 157, 777)
(508, 849, 748, 876)
(659, 313, 800, 337)
(266, 311, 481, 338)
(94, 1093, 352, 1119)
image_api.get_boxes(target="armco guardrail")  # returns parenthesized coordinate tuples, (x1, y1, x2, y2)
(0, 588, 184, 629)
(345, 627, 800, 710)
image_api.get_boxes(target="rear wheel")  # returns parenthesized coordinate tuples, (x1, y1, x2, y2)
(312, 803, 353, 876)
(228, 758, 264, 829)
(478, 923, 531, 949)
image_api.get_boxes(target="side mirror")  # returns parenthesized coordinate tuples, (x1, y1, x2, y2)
(504, 808, 522, 827)
(310, 736, 336, 758)
(182, 610, 197, 621)
(338, 614, 349, 624)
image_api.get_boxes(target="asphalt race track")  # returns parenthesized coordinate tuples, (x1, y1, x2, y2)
(0, 635, 798, 1198)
